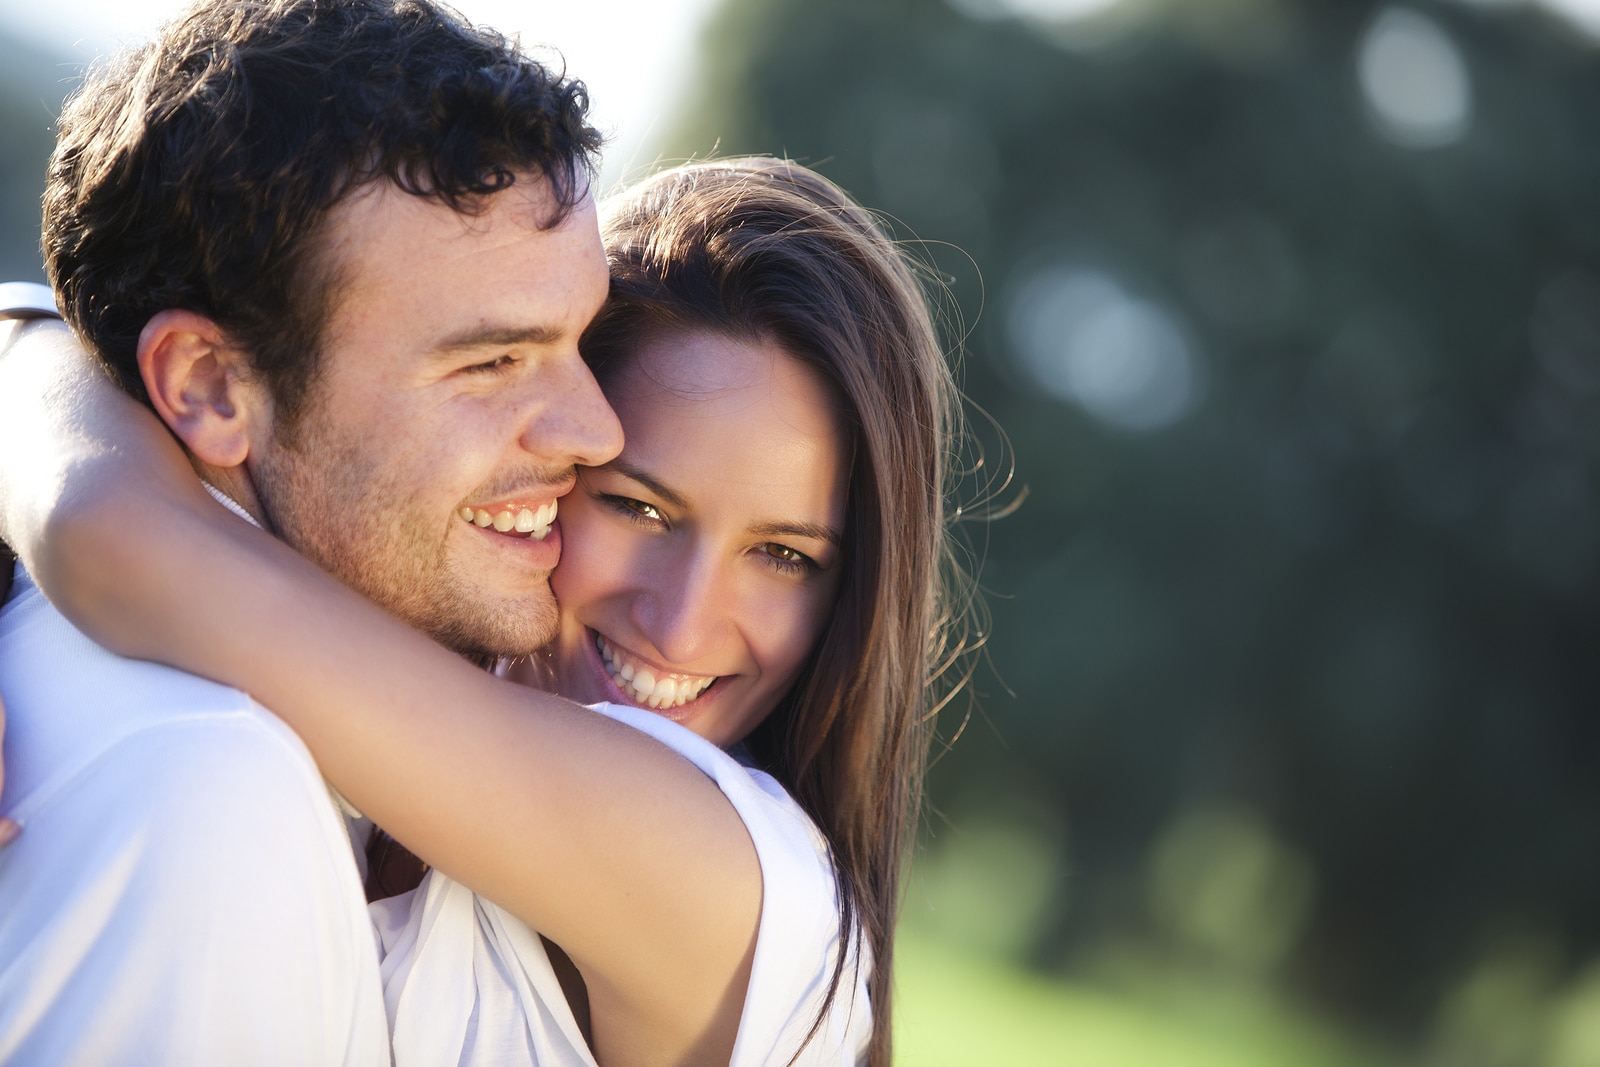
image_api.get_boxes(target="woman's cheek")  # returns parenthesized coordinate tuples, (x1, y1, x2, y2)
(551, 497, 606, 603)
(552, 499, 642, 609)
(762, 584, 839, 687)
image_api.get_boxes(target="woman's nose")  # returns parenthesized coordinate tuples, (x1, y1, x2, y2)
(632, 550, 732, 666)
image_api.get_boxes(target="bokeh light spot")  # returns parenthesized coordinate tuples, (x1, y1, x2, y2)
(907, 803, 1066, 961)
(1548, 961, 1600, 1067)
(1007, 265, 1202, 431)
(1357, 7, 1473, 148)
(1145, 804, 1315, 973)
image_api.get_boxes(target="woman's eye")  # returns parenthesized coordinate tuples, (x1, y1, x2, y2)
(624, 499, 664, 521)
(762, 543, 816, 575)
(603, 495, 667, 526)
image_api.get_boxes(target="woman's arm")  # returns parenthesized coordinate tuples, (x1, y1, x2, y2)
(0, 322, 760, 1066)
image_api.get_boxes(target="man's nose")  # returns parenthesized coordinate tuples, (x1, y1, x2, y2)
(519, 353, 623, 468)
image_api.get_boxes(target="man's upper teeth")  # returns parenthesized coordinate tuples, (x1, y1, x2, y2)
(459, 501, 557, 539)
(596, 634, 715, 709)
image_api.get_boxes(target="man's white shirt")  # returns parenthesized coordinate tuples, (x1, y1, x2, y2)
(0, 561, 390, 1064)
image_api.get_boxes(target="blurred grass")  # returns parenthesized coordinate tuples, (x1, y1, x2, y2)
(893, 927, 1404, 1067)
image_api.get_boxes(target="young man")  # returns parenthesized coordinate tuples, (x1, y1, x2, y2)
(0, 1, 622, 1060)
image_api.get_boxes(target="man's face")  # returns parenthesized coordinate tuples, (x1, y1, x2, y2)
(248, 177, 622, 659)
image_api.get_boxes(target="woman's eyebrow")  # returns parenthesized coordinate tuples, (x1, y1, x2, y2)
(601, 459, 842, 545)
(603, 457, 688, 509)
(751, 520, 842, 546)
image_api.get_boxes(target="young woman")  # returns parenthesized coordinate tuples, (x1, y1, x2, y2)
(0, 158, 969, 1067)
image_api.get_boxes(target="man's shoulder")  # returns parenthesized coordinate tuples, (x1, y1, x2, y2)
(1, 696, 348, 886)
(0, 669, 386, 1067)
(0, 571, 329, 831)
(0, 666, 367, 963)
(0, 564, 253, 714)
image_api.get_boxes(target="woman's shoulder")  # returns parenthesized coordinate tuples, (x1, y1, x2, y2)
(586, 703, 869, 1066)
(583, 703, 802, 817)
(585, 702, 832, 874)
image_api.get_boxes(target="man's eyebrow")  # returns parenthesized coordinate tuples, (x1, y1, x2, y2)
(751, 520, 842, 547)
(431, 323, 564, 352)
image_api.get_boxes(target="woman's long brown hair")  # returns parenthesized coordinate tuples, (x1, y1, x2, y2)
(582, 157, 972, 1067)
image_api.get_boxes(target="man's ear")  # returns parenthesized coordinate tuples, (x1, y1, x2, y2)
(137, 310, 269, 468)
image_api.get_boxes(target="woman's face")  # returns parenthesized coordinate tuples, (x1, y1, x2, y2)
(545, 328, 850, 748)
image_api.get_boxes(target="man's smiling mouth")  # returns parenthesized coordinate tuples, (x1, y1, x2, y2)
(596, 633, 717, 709)
(458, 500, 558, 540)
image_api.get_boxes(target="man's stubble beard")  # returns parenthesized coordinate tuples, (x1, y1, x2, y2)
(248, 412, 561, 663)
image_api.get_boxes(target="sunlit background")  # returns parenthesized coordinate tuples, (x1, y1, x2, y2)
(4, 0, 1600, 1063)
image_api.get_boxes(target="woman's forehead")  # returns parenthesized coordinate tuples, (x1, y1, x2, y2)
(605, 329, 849, 515)
(609, 328, 834, 411)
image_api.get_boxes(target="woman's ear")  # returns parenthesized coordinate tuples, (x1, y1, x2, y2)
(137, 310, 269, 469)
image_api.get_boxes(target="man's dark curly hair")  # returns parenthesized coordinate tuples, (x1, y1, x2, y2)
(42, 0, 602, 430)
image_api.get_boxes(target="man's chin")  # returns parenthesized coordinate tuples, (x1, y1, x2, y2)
(415, 595, 560, 666)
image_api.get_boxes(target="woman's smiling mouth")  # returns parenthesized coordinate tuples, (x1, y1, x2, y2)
(595, 632, 717, 709)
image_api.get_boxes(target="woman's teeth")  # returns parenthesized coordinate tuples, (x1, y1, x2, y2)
(459, 502, 557, 540)
(596, 634, 715, 709)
